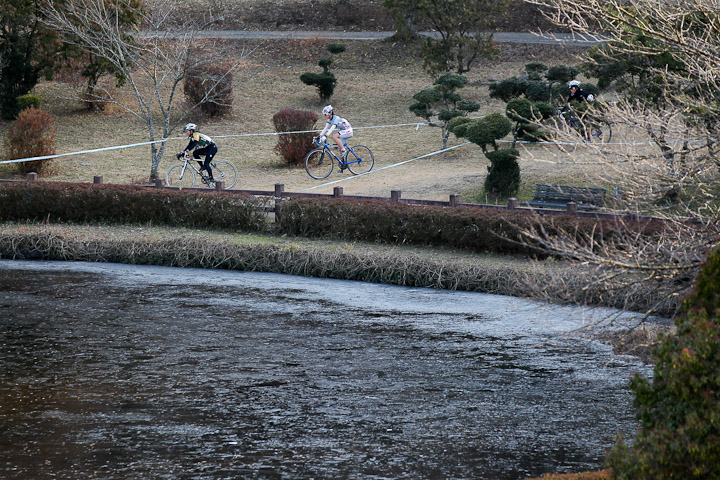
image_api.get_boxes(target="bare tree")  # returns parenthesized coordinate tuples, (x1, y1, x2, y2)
(514, 0, 720, 317)
(41, 0, 258, 180)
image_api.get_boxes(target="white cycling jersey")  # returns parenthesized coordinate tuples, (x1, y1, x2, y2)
(320, 114, 353, 137)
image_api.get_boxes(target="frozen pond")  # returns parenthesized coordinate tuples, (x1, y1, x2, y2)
(0, 260, 651, 479)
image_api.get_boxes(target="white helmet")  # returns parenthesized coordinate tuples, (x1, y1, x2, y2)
(322, 105, 333, 115)
(184, 123, 197, 131)
(568, 80, 581, 89)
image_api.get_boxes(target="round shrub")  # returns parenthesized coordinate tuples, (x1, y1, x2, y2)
(17, 94, 42, 111)
(4, 107, 56, 175)
(506, 98, 534, 122)
(299, 71, 337, 100)
(448, 116, 472, 138)
(546, 64, 579, 83)
(183, 63, 233, 118)
(525, 80, 551, 102)
(488, 77, 529, 102)
(272, 109, 320, 167)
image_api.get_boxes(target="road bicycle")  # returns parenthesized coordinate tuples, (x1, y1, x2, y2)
(304, 138, 375, 180)
(555, 106, 612, 152)
(166, 151, 238, 189)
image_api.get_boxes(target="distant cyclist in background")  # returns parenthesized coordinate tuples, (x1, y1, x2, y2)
(568, 80, 594, 103)
(316, 105, 353, 157)
(179, 123, 217, 183)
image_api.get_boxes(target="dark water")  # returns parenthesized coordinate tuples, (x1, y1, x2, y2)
(0, 260, 651, 479)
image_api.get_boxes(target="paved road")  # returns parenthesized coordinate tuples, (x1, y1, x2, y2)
(145, 29, 605, 45)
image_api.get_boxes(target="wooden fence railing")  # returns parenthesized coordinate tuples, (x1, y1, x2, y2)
(3, 172, 652, 224)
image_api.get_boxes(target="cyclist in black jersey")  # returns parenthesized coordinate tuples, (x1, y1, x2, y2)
(179, 123, 217, 182)
(568, 80, 594, 103)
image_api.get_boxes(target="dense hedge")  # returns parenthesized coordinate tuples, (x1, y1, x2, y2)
(0, 182, 268, 231)
(276, 197, 667, 255)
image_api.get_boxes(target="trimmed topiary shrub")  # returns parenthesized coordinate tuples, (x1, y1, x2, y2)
(484, 148, 520, 198)
(4, 107, 56, 175)
(607, 248, 720, 479)
(300, 43, 345, 101)
(272, 108, 320, 166)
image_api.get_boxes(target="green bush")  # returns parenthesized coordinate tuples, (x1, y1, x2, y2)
(525, 80, 551, 102)
(466, 113, 512, 151)
(272, 108, 320, 166)
(4, 107, 56, 175)
(607, 248, 720, 479)
(546, 64, 579, 83)
(484, 148, 520, 197)
(327, 43, 346, 55)
(300, 71, 337, 101)
(17, 94, 42, 111)
(506, 98, 535, 122)
(525, 61, 548, 81)
(488, 76, 529, 102)
(300, 43, 345, 101)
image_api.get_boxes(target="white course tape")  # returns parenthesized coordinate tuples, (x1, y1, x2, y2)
(299, 142, 473, 192)
(0, 139, 172, 165)
(0, 120, 438, 165)
(0, 117, 704, 166)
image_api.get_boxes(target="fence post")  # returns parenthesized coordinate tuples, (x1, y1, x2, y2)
(154, 178, 164, 188)
(333, 187, 344, 198)
(274, 183, 285, 223)
(391, 190, 402, 202)
(26, 172, 37, 182)
(449, 194, 460, 207)
(93, 175, 103, 184)
(566, 202, 578, 214)
(507, 197, 518, 209)
(214, 181, 225, 191)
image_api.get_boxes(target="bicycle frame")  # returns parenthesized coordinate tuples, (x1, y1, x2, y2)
(314, 139, 361, 168)
(178, 152, 213, 183)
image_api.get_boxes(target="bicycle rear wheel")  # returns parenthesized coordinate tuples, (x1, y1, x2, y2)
(346, 145, 374, 175)
(305, 149, 334, 179)
(166, 163, 196, 188)
(210, 160, 238, 189)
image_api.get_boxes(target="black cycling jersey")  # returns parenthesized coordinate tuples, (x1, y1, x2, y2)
(568, 88, 591, 103)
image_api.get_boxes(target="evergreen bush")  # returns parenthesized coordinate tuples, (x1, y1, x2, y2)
(272, 108, 320, 166)
(4, 107, 56, 175)
(16, 94, 42, 111)
(484, 148, 520, 197)
(607, 248, 720, 479)
(300, 43, 345, 101)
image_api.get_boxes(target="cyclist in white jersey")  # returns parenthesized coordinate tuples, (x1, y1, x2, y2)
(317, 105, 353, 157)
(179, 123, 218, 182)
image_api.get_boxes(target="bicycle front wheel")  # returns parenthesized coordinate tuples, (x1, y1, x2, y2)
(305, 149, 334, 179)
(587, 121, 612, 144)
(346, 145, 374, 175)
(210, 160, 238, 189)
(166, 163, 196, 188)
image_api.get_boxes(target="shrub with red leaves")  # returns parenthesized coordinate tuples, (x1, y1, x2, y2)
(272, 108, 320, 166)
(5, 107, 56, 175)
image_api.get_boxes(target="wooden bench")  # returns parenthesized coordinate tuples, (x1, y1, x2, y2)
(524, 183, 606, 210)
